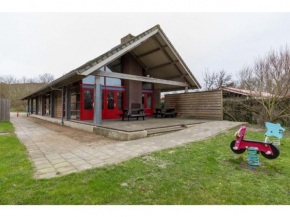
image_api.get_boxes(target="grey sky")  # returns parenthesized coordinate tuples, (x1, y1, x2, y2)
(1, 13, 290, 86)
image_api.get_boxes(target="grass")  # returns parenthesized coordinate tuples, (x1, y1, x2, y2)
(0, 122, 290, 204)
(0, 122, 14, 132)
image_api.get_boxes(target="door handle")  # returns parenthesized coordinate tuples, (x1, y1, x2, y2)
(114, 103, 116, 108)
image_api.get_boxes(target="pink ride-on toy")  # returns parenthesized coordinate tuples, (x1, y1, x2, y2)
(230, 126, 280, 159)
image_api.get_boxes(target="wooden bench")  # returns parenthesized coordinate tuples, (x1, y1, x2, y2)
(154, 108, 177, 118)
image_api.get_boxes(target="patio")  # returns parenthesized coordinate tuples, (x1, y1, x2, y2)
(73, 117, 211, 132)
(11, 113, 245, 179)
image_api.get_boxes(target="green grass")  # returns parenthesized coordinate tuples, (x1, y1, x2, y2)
(0, 122, 14, 132)
(0, 124, 290, 204)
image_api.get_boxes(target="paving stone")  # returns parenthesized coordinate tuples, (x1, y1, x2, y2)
(35, 163, 53, 169)
(66, 157, 82, 163)
(104, 158, 122, 164)
(56, 166, 76, 173)
(75, 164, 93, 171)
(71, 160, 88, 166)
(37, 167, 56, 175)
(97, 154, 111, 160)
(54, 161, 71, 169)
(36, 172, 57, 179)
(59, 169, 78, 176)
(87, 159, 104, 165)
(50, 158, 67, 165)
(60, 153, 76, 158)
(45, 154, 62, 160)
(34, 158, 49, 165)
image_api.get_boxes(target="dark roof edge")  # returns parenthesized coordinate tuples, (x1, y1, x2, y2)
(21, 70, 78, 100)
(22, 24, 201, 99)
(157, 27, 202, 89)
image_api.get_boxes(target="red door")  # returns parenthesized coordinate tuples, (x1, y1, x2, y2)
(142, 92, 154, 117)
(103, 89, 125, 119)
(81, 88, 94, 120)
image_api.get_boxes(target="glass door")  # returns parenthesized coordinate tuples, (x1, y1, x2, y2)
(81, 89, 94, 120)
(103, 90, 125, 119)
(142, 93, 154, 116)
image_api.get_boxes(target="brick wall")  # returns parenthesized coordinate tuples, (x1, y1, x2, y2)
(153, 89, 161, 109)
(124, 53, 142, 109)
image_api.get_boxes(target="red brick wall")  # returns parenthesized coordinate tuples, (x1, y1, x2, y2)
(153, 89, 161, 109)
(124, 53, 142, 109)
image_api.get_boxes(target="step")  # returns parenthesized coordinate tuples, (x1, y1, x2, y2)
(146, 125, 186, 136)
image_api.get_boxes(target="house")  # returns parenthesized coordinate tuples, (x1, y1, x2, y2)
(220, 86, 272, 100)
(22, 25, 201, 125)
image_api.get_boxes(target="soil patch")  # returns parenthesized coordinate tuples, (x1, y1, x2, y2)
(28, 117, 116, 146)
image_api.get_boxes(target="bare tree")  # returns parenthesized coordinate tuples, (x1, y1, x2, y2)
(38, 73, 54, 84)
(203, 69, 234, 90)
(238, 45, 290, 122)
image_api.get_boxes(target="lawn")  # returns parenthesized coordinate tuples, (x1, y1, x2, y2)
(0, 122, 290, 205)
(0, 122, 14, 132)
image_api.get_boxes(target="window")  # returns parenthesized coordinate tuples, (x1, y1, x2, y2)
(107, 92, 114, 109)
(84, 90, 93, 110)
(105, 57, 123, 86)
(117, 92, 123, 110)
(142, 94, 145, 109)
(147, 94, 152, 109)
(142, 82, 152, 89)
(70, 85, 81, 119)
(82, 75, 104, 85)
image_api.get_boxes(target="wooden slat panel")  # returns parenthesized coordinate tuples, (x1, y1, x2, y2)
(0, 98, 10, 122)
(54, 92, 62, 118)
(164, 90, 222, 120)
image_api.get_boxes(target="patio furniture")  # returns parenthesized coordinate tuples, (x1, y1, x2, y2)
(118, 104, 147, 121)
(154, 108, 177, 118)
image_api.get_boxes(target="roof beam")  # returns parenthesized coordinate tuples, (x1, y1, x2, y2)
(163, 74, 189, 80)
(91, 71, 188, 87)
(147, 61, 178, 72)
(80, 29, 159, 76)
(130, 50, 148, 71)
(137, 45, 168, 58)
(151, 36, 192, 86)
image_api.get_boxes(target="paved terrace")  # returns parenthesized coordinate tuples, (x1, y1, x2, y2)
(73, 118, 211, 132)
(11, 114, 245, 179)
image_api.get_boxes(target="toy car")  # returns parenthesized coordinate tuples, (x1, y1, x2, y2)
(230, 126, 280, 159)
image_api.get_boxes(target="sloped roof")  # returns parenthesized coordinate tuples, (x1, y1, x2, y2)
(221, 86, 272, 98)
(22, 25, 200, 100)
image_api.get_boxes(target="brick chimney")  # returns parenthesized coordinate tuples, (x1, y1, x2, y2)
(121, 34, 134, 44)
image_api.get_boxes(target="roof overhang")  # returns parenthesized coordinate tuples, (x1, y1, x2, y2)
(79, 25, 201, 91)
(22, 25, 201, 100)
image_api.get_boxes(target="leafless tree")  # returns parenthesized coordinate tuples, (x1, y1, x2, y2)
(38, 73, 54, 84)
(238, 45, 290, 122)
(203, 69, 234, 90)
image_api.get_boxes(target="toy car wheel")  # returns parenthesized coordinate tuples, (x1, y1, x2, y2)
(230, 140, 245, 154)
(261, 144, 280, 159)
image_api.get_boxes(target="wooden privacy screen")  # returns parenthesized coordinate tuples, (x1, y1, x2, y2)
(0, 98, 10, 122)
(164, 90, 223, 120)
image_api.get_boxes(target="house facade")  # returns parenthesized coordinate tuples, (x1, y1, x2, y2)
(22, 25, 201, 125)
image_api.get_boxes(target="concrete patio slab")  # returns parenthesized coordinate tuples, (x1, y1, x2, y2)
(11, 113, 246, 179)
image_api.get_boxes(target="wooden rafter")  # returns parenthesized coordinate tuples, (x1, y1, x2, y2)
(151, 36, 191, 86)
(91, 71, 188, 87)
(137, 45, 168, 58)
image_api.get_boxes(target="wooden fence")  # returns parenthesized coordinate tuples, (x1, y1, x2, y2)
(164, 90, 223, 120)
(0, 98, 10, 122)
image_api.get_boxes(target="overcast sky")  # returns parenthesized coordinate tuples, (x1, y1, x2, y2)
(1, 13, 290, 86)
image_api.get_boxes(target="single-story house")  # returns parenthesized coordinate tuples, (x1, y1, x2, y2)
(220, 86, 272, 100)
(22, 25, 201, 125)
